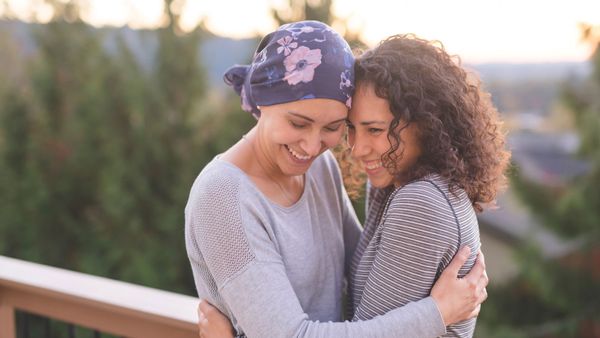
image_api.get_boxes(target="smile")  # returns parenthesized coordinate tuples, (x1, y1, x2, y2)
(286, 145, 312, 161)
(364, 160, 383, 170)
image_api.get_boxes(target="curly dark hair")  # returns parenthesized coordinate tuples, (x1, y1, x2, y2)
(341, 34, 511, 212)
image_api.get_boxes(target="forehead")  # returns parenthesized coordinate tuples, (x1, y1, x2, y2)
(264, 98, 348, 122)
(349, 84, 393, 122)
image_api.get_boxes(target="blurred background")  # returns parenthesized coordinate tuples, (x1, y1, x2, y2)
(0, 0, 599, 337)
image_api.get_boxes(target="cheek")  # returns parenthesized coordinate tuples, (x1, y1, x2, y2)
(377, 135, 394, 155)
(323, 130, 344, 148)
(271, 124, 301, 142)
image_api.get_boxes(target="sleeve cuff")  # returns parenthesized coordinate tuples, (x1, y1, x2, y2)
(423, 296, 448, 336)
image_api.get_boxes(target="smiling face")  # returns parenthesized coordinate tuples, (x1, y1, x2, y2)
(256, 98, 348, 177)
(347, 84, 422, 188)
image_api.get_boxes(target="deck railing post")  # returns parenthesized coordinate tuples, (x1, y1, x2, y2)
(0, 299, 16, 338)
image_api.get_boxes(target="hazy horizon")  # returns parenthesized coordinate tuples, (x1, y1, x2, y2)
(1, 0, 598, 64)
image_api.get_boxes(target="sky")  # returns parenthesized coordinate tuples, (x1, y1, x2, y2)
(2, 0, 599, 63)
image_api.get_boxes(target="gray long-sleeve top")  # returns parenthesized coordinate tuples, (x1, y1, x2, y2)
(185, 151, 446, 337)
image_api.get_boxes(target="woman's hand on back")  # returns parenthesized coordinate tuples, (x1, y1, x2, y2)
(430, 246, 489, 326)
(197, 299, 236, 338)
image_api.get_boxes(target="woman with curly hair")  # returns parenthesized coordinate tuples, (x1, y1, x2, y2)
(192, 26, 493, 338)
(344, 34, 510, 337)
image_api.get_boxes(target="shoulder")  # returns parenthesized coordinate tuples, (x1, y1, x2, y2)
(306, 150, 345, 194)
(309, 150, 342, 178)
(384, 175, 459, 234)
(186, 158, 249, 216)
(390, 176, 452, 211)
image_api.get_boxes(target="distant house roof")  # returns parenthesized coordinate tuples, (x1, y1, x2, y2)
(509, 131, 590, 187)
(478, 188, 582, 259)
(478, 131, 587, 258)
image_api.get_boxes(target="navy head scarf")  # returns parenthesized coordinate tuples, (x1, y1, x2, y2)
(224, 20, 355, 119)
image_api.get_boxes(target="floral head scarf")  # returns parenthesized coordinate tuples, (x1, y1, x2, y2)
(223, 20, 355, 118)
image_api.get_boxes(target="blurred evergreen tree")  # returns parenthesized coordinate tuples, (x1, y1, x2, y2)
(272, 0, 334, 26)
(477, 24, 600, 338)
(271, 0, 367, 51)
(0, 0, 257, 296)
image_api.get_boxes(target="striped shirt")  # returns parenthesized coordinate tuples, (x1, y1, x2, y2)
(348, 174, 480, 337)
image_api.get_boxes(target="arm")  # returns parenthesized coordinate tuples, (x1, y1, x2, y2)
(188, 174, 446, 338)
(197, 248, 488, 338)
(353, 181, 480, 334)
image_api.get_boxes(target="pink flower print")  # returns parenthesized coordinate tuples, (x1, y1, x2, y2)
(345, 95, 352, 108)
(300, 26, 315, 33)
(283, 46, 322, 85)
(276, 36, 298, 56)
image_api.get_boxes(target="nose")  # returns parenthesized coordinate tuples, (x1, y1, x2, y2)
(350, 132, 369, 159)
(301, 131, 324, 157)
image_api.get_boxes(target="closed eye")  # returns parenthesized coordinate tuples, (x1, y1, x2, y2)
(325, 123, 343, 132)
(290, 120, 308, 129)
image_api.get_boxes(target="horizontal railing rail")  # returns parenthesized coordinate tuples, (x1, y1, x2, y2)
(0, 255, 199, 338)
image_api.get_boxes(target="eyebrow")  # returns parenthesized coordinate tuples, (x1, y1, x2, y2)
(359, 120, 387, 126)
(287, 111, 346, 124)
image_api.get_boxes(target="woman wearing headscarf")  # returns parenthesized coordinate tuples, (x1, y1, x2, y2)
(185, 21, 487, 338)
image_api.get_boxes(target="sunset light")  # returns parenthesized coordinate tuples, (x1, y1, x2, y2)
(2, 0, 598, 63)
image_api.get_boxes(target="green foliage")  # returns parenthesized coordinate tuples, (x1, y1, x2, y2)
(272, 0, 334, 26)
(0, 1, 254, 297)
(271, 0, 368, 50)
(477, 242, 600, 337)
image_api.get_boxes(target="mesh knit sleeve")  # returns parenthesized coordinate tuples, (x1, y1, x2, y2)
(186, 170, 257, 288)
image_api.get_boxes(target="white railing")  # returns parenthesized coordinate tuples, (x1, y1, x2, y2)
(0, 255, 199, 338)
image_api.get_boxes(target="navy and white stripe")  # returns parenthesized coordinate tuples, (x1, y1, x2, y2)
(348, 174, 480, 337)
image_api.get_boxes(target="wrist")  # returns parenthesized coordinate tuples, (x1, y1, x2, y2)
(430, 294, 449, 326)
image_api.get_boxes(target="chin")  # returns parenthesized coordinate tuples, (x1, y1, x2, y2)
(369, 177, 395, 189)
(279, 158, 312, 177)
(369, 181, 387, 189)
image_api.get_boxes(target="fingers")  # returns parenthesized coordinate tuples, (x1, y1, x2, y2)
(468, 288, 486, 319)
(479, 286, 488, 304)
(480, 269, 489, 288)
(197, 299, 204, 318)
(443, 246, 471, 278)
(198, 300, 209, 331)
(197, 300, 206, 337)
(199, 299, 214, 314)
(477, 249, 486, 266)
(199, 310, 208, 324)
(465, 250, 486, 283)
(468, 304, 481, 319)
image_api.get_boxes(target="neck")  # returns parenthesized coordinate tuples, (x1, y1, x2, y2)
(237, 127, 304, 206)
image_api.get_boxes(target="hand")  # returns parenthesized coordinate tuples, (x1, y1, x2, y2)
(430, 246, 489, 326)
(197, 299, 236, 338)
